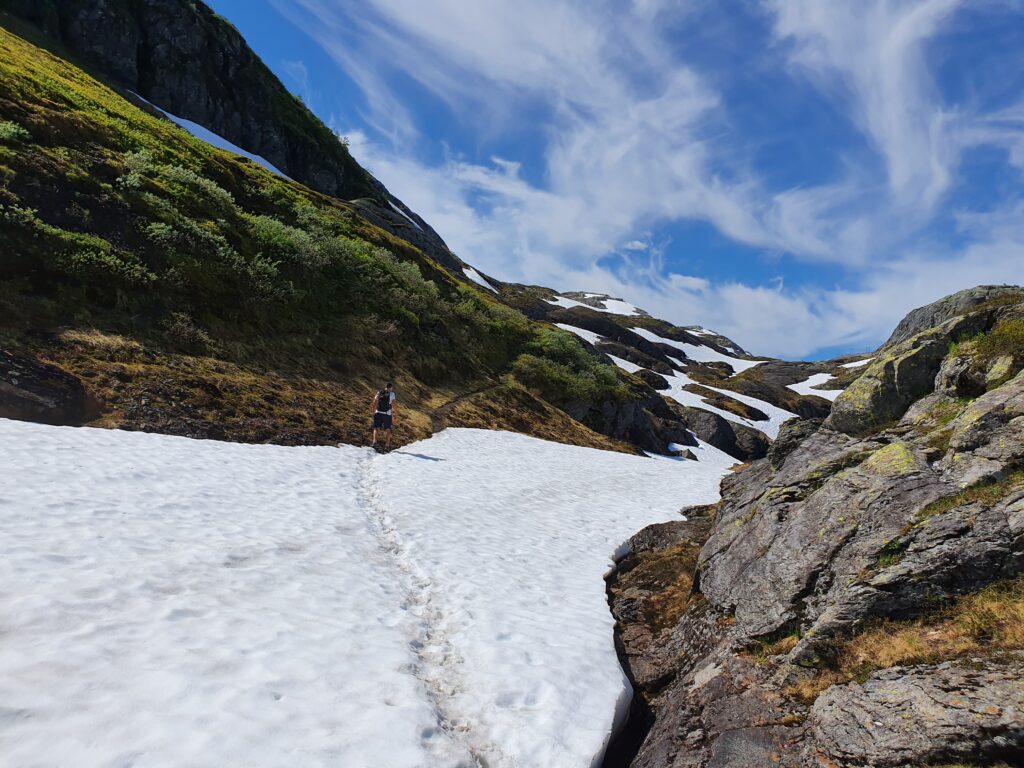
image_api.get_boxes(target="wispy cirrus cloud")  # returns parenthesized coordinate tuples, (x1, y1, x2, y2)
(270, 0, 1024, 358)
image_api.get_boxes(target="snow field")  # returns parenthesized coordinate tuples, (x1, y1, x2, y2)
(787, 372, 843, 401)
(0, 420, 735, 767)
(629, 327, 763, 376)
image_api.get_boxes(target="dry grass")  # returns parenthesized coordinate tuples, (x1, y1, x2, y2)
(916, 469, 1024, 524)
(58, 328, 143, 354)
(445, 382, 639, 454)
(608, 539, 702, 633)
(786, 578, 1024, 704)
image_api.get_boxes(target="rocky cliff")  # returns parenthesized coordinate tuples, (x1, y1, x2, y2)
(608, 286, 1024, 767)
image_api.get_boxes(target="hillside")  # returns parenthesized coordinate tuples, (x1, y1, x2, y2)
(0, 2, 831, 460)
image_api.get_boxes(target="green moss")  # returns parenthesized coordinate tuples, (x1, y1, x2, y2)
(861, 443, 920, 477)
(873, 538, 909, 569)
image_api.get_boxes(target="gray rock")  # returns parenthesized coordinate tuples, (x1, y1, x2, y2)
(807, 657, 1024, 767)
(882, 284, 1024, 348)
(827, 310, 997, 435)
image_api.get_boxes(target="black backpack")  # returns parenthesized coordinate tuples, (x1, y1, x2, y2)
(376, 390, 391, 412)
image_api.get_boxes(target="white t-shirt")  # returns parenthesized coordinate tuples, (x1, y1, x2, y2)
(375, 390, 396, 414)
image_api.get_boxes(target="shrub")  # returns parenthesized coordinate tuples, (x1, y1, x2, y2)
(163, 312, 215, 351)
(159, 164, 236, 216)
(0, 120, 31, 143)
(975, 318, 1024, 362)
(512, 329, 624, 403)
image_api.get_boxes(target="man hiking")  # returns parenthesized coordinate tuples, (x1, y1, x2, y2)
(371, 383, 397, 451)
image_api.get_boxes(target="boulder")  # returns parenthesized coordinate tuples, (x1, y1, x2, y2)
(827, 310, 996, 435)
(0, 350, 100, 426)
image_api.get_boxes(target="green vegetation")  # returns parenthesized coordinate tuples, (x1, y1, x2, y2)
(512, 329, 626, 404)
(0, 22, 630, 444)
(974, 317, 1024, 362)
(0, 118, 30, 143)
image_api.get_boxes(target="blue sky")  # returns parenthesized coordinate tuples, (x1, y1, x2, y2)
(205, 0, 1024, 358)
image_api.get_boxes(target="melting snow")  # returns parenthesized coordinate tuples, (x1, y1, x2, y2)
(606, 354, 644, 374)
(132, 92, 290, 178)
(546, 296, 642, 316)
(390, 201, 425, 231)
(556, 323, 604, 345)
(603, 358, 794, 439)
(463, 266, 498, 293)
(0, 420, 734, 768)
(788, 372, 843, 402)
(630, 327, 762, 376)
(841, 357, 874, 369)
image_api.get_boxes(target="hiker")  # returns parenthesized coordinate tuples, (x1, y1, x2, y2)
(371, 383, 397, 450)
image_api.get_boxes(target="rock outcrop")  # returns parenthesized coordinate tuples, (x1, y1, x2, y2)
(607, 287, 1024, 767)
(807, 657, 1024, 767)
(0, 349, 100, 425)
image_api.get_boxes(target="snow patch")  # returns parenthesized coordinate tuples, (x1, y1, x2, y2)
(0, 420, 734, 768)
(841, 357, 874, 369)
(390, 200, 425, 231)
(556, 323, 604, 345)
(546, 295, 641, 316)
(132, 92, 290, 178)
(607, 354, 644, 374)
(463, 266, 498, 293)
(630, 327, 762, 376)
(788, 372, 843, 402)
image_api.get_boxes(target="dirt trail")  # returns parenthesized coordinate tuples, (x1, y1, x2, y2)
(429, 385, 499, 434)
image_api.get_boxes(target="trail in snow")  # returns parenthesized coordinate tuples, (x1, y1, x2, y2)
(356, 452, 501, 766)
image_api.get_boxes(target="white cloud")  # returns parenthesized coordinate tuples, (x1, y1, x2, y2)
(769, 0, 961, 213)
(275, 0, 1024, 358)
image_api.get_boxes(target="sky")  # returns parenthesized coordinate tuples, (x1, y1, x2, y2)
(204, 0, 1024, 359)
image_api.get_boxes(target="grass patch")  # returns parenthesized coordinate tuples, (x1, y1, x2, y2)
(975, 317, 1024, 362)
(786, 577, 1024, 704)
(744, 630, 801, 663)
(915, 469, 1024, 525)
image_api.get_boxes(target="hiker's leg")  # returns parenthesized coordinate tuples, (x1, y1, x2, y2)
(385, 428, 392, 449)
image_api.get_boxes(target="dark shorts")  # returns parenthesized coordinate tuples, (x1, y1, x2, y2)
(373, 412, 393, 430)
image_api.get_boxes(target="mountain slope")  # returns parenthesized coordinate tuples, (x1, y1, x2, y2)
(0, 3, 860, 463)
(0, 0, 458, 268)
